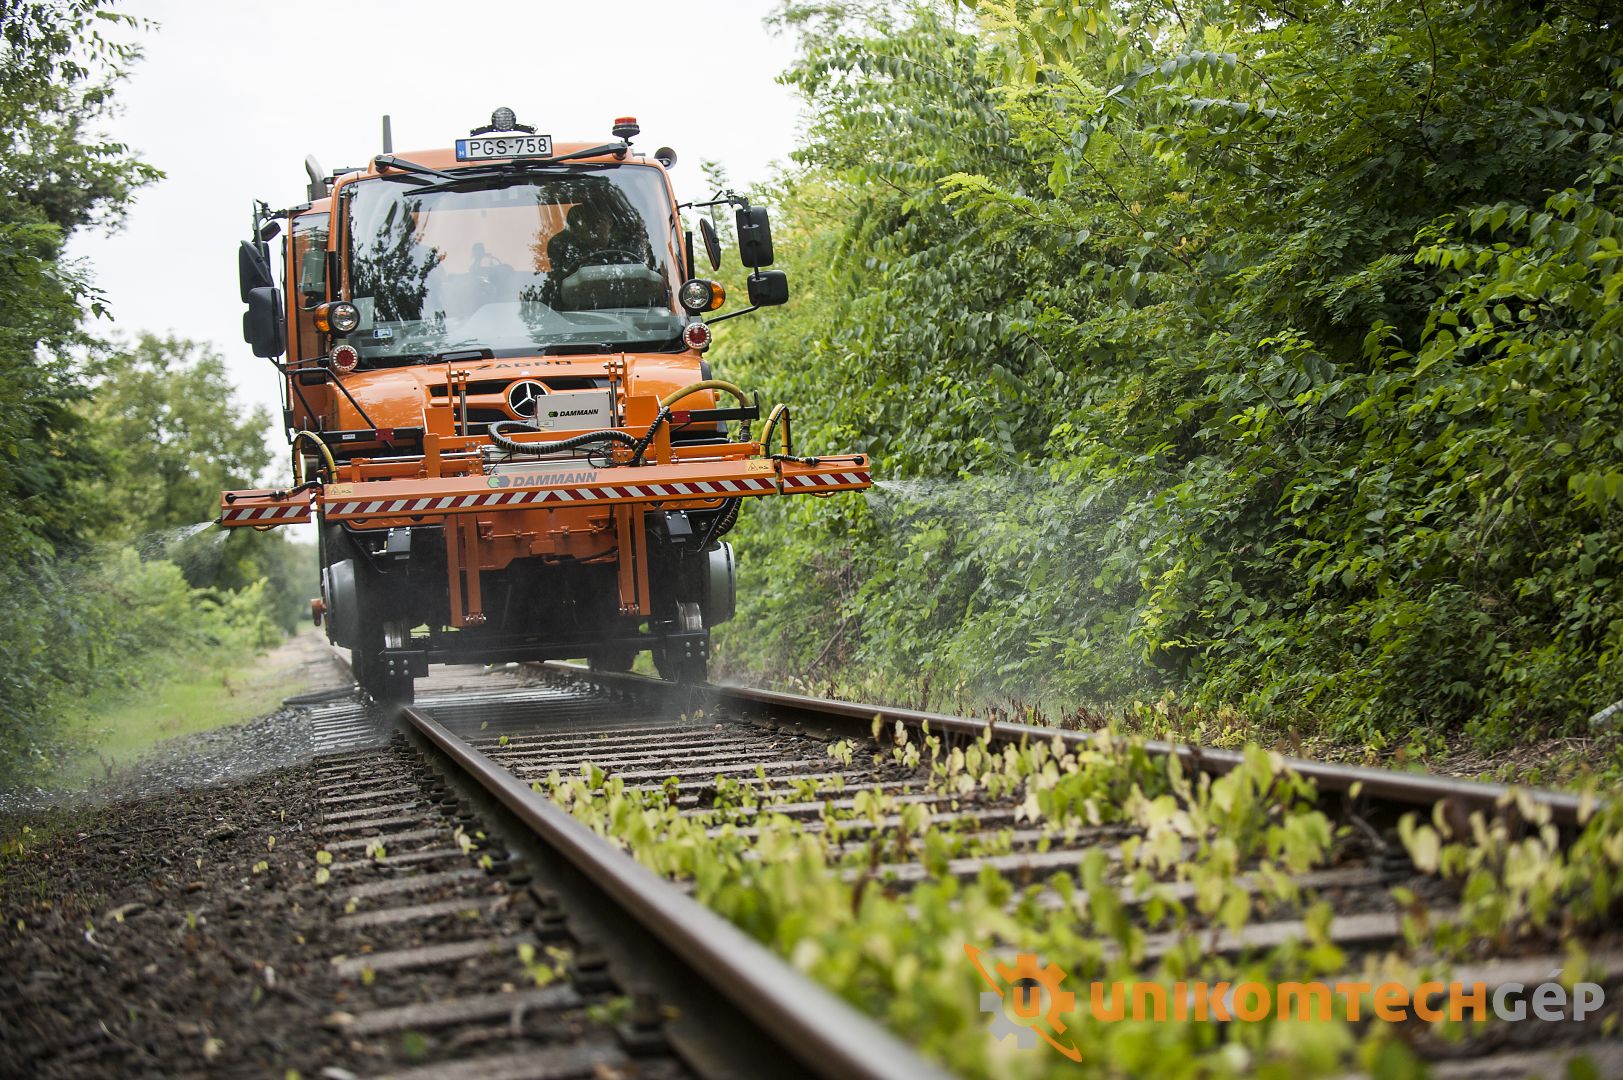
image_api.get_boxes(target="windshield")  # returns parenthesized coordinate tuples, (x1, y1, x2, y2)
(343, 165, 682, 363)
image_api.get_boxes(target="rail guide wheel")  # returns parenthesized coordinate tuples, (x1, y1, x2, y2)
(654, 602, 709, 684)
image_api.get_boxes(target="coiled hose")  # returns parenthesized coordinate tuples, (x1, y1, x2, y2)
(491, 380, 752, 461)
(488, 421, 638, 456)
(627, 407, 669, 465)
(658, 382, 753, 548)
(760, 404, 790, 456)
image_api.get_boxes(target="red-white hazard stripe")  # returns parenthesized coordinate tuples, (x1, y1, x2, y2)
(220, 503, 310, 525)
(322, 469, 870, 518)
(781, 471, 870, 491)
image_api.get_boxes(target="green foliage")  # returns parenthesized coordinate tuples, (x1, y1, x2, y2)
(75, 334, 315, 630)
(546, 724, 1618, 1077)
(1, 1, 157, 561)
(715, 0, 1623, 747)
(0, 332, 317, 782)
(0, 7, 309, 784)
(0, 549, 282, 783)
(76, 335, 274, 539)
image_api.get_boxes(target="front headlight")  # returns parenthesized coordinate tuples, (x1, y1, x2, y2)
(679, 278, 724, 314)
(315, 301, 360, 335)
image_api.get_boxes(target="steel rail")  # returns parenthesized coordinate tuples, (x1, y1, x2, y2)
(541, 665, 1593, 828)
(400, 704, 954, 1080)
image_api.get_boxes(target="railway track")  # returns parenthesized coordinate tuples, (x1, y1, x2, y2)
(300, 669, 1621, 1079)
(304, 681, 949, 1079)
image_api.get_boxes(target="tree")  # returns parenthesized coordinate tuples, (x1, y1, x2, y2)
(76, 335, 274, 539)
(1, 0, 159, 560)
(73, 334, 315, 630)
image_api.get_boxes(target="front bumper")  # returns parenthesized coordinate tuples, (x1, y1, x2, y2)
(219, 455, 871, 527)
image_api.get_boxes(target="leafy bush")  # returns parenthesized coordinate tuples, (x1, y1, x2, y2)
(713, 0, 1623, 748)
(0, 548, 282, 784)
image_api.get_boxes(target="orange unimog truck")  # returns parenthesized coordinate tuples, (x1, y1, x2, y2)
(222, 109, 870, 702)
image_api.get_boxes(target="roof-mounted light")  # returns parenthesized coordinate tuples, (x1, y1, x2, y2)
(470, 107, 536, 136)
(612, 116, 640, 140)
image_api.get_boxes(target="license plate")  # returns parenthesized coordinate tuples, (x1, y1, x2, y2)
(456, 134, 553, 161)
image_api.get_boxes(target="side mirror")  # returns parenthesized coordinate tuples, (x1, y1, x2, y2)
(238, 240, 273, 303)
(243, 286, 286, 358)
(735, 206, 774, 268)
(746, 270, 788, 308)
(698, 217, 722, 271)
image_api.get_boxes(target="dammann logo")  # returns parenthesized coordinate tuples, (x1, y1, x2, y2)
(488, 470, 597, 488)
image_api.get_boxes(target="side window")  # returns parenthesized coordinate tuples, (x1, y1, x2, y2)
(289, 213, 330, 361)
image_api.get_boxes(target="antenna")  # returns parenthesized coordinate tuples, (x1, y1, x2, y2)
(382, 115, 393, 155)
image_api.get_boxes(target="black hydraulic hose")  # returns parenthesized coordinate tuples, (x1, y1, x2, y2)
(627, 407, 671, 466)
(693, 496, 742, 554)
(488, 421, 638, 457)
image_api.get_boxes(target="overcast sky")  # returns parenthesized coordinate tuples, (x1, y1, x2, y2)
(68, 0, 805, 435)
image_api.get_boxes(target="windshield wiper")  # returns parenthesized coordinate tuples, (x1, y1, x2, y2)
(422, 346, 495, 364)
(373, 154, 457, 182)
(544, 143, 629, 165)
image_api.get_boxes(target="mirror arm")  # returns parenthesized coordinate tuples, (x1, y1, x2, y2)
(705, 305, 759, 325)
(680, 189, 750, 211)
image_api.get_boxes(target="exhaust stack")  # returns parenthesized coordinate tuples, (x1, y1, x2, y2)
(304, 155, 327, 201)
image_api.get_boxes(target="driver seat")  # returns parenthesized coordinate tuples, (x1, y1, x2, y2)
(442, 243, 514, 319)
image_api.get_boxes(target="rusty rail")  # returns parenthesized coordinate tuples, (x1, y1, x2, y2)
(539, 665, 1593, 829)
(400, 703, 953, 1080)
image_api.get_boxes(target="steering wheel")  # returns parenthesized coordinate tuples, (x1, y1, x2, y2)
(579, 249, 644, 267)
(474, 251, 513, 271)
(470, 251, 516, 296)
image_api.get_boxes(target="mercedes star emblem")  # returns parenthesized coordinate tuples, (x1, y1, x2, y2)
(506, 380, 546, 418)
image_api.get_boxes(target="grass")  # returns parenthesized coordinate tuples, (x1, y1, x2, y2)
(46, 627, 329, 786)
